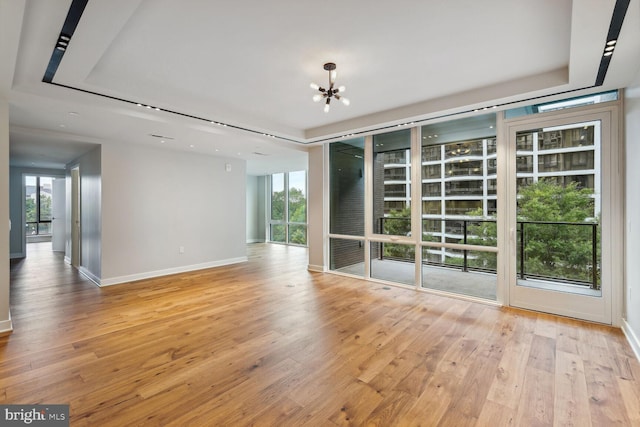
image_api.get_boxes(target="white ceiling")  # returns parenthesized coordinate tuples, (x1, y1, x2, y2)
(3, 0, 640, 175)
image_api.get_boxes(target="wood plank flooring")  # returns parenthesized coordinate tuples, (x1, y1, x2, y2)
(2, 242, 639, 426)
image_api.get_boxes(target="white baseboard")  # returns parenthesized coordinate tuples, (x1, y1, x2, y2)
(79, 266, 101, 287)
(10, 252, 24, 259)
(246, 239, 265, 243)
(0, 317, 13, 334)
(622, 319, 640, 362)
(307, 264, 325, 273)
(98, 256, 248, 287)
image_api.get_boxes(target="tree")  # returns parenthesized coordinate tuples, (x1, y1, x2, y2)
(517, 179, 598, 286)
(464, 210, 498, 270)
(382, 207, 413, 260)
(463, 179, 599, 287)
(270, 187, 307, 244)
(25, 197, 37, 222)
(271, 190, 285, 221)
(288, 187, 306, 223)
(517, 179, 594, 222)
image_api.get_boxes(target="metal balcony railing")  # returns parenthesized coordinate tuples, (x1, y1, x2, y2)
(377, 217, 599, 289)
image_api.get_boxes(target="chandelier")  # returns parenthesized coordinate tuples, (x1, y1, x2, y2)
(310, 62, 350, 113)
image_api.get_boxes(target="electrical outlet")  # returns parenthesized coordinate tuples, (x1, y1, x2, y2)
(179, 246, 185, 254)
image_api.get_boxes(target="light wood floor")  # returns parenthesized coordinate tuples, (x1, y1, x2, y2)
(2, 243, 639, 426)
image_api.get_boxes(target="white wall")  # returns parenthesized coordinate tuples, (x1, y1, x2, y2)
(307, 145, 325, 271)
(0, 100, 10, 332)
(0, 0, 24, 333)
(100, 143, 247, 284)
(246, 175, 266, 243)
(69, 147, 102, 281)
(624, 83, 640, 357)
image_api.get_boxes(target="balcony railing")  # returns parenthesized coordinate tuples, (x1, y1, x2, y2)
(377, 217, 599, 289)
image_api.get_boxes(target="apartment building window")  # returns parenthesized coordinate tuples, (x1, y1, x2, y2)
(268, 171, 307, 246)
(422, 182, 441, 197)
(373, 129, 411, 236)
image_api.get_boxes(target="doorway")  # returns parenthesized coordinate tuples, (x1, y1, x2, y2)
(24, 175, 65, 249)
(503, 105, 622, 324)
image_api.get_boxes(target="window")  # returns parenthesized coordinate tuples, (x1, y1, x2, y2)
(269, 171, 307, 245)
(373, 129, 411, 236)
(329, 138, 365, 274)
(330, 138, 364, 237)
(25, 176, 54, 236)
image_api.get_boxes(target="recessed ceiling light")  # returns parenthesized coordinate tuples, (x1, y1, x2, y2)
(160, 140, 165, 144)
(59, 124, 65, 128)
(189, 144, 195, 148)
(68, 111, 79, 116)
(604, 51, 613, 57)
(605, 46, 615, 51)
(607, 39, 617, 46)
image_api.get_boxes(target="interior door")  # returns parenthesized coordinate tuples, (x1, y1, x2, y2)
(51, 178, 65, 252)
(505, 107, 619, 324)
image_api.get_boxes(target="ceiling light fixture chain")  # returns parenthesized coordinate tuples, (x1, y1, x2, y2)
(310, 62, 350, 113)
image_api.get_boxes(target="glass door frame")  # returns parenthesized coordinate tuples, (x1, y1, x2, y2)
(501, 102, 623, 325)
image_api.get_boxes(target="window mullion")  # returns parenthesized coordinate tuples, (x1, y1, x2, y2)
(411, 126, 422, 288)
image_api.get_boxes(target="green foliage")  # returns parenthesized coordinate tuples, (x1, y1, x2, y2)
(270, 186, 307, 245)
(271, 190, 285, 221)
(271, 224, 286, 242)
(40, 194, 52, 220)
(517, 179, 594, 222)
(463, 209, 498, 270)
(382, 207, 413, 259)
(465, 179, 599, 287)
(289, 225, 307, 245)
(517, 180, 598, 286)
(288, 187, 307, 223)
(25, 197, 37, 222)
(382, 206, 411, 235)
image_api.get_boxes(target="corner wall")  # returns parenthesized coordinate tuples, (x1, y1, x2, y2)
(624, 84, 640, 358)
